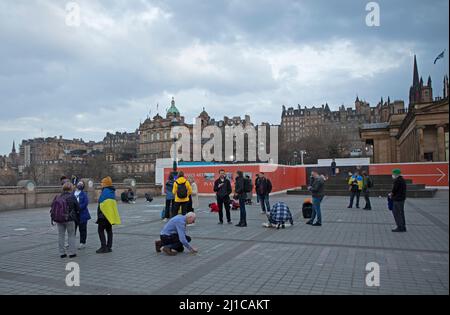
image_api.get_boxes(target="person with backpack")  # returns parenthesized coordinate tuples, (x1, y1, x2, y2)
(50, 182, 80, 258)
(213, 169, 233, 224)
(361, 171, 373, 210)
(96, 176, 121, 254)
(164, 174, 175, 221)
(347, 171, 363, 209)
(172, 171, 192, 217)
(256, 172, 272, 214)
(73, 181, 90, 249)
(234, 170, 248, 227)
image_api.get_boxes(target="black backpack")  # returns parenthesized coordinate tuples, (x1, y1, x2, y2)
(244, 178, 252, 193)
(177, 181, 188, 199)
(367, 177, 374, 188)
(302, 203, 313, 219)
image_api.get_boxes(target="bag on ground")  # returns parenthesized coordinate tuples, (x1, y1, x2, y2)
(302, 202, 313, 219)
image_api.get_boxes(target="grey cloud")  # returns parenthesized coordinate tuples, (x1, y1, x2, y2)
(0, 0, 448, 155)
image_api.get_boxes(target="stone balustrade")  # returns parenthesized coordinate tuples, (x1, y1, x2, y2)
(0, 179, 161, 211)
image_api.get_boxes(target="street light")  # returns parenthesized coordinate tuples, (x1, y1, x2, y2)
(300, 150, 306, 165)
(171, 118, 179, 173)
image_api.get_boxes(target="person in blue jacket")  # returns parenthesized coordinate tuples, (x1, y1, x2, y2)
(73, 181, 91, 249)
(164, 174, 175, 221)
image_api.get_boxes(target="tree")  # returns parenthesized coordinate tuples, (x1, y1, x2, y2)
(280, 124, 352, 164)
(0, 169, 18, 186)
(84, 154, 112, 182)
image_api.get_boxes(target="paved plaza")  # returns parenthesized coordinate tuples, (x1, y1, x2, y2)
(0, 192, 448, 295)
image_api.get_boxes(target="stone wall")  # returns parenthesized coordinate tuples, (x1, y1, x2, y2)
(0, 182, 161, 212)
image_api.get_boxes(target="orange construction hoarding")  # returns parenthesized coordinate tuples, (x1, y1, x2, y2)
(369, 162, 448, 187)
(163, 162, 448, 195)
(163, 164, 306, 194)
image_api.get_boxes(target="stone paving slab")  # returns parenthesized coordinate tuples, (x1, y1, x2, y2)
(0, 191, 448, 295)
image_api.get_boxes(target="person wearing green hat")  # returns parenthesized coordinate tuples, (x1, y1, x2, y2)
(389, 168, 407, 232)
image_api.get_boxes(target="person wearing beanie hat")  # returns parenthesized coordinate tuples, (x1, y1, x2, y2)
(96, 176, 121, 253)
(101, 176, 113, 188)
(392, 169, 401, 176)
(389, 168, 407, 232)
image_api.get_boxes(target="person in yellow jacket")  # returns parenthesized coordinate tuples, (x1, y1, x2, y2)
(172, 171, 192, 217)
(347, 171, 363, 209)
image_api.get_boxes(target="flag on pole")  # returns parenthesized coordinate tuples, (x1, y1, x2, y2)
(434, 50, 445, 64)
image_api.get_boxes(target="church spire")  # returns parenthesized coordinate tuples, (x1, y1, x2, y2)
(12, 141, 16, 154)
(413, 54, 419, 86)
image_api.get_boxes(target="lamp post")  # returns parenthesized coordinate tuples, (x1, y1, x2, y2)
(171, 118, 179, 173)
(300, 150, 306, 165)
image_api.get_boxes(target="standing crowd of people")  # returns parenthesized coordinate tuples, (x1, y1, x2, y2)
(51, 176, 121, 258)
(52, 162, 408, 258)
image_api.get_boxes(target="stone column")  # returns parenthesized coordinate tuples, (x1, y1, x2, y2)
(437, 125, 446, 161)
(416, 126, 425, 162)
(389, 129, 398, 163)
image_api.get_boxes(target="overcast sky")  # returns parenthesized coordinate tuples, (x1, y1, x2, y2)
(0, 0, 449, 155)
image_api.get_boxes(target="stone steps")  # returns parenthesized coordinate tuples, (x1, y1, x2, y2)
(312, 183, 426, 190)
(287, 189, 437, 198)
(293, 174, 437, 198)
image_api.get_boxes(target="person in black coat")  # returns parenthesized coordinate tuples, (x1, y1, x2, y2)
(234, 170, 247, 227)
(213, 169, 233, 224)
(256, 172, 272, 214)
(389, 168, 407, 232)
(331, 159, 337, 176)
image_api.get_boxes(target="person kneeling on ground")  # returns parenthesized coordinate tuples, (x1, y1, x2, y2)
(263, 201, 294, 229)
(145, 193, 153, 203)
(127, 188, 136, 203)
(155, 212, 198, 256)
